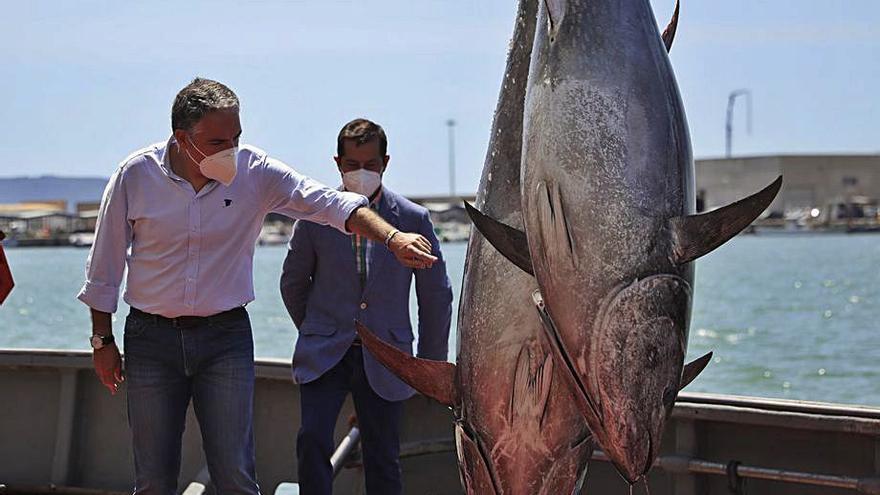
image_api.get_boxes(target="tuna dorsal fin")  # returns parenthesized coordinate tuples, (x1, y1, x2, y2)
(355, 321, 457, 407)
(680, 351, 712, 390)
(463, 201, 534, 276)
(661, 0, 680, 52)
(669, 176, 782, 265)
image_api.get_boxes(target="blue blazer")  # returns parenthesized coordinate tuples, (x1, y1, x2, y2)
(280, 186, 453, 401)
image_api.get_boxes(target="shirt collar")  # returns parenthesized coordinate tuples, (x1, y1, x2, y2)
(160, 136, 186, 182)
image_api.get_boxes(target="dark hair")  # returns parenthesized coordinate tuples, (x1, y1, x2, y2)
(171, 77, 240, 132)
(337, 118, 388, 157)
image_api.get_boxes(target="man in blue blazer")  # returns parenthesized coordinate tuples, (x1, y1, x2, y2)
(280, 118, 453, 495)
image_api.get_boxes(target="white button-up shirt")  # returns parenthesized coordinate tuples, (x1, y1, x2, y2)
(78, 137, 367, 318)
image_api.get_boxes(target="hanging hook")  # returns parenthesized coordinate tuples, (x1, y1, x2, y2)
(726, 460, 747, 494)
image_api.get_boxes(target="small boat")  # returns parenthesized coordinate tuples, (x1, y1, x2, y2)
(67, 232, 95, 248)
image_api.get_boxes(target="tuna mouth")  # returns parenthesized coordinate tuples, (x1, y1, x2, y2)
(601, 425, 654, 484)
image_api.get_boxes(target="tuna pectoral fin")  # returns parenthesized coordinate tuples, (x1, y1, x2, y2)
(511, 345, 554, 426)
(670, 176, 782, 264)
(662, 0, 680, 52)
(680, 352, 712, 390)
(355, 321, 457, 407)
(463, 201, 534, 276)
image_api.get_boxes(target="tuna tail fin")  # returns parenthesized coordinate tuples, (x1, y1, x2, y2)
(669, 176, 782, 265)
(463, 201, 534, 276)
(662, 0, 680, 52)
(680, 352, 712, 390)
(355, 321, 458, 408)
(0, 231, 14, 305)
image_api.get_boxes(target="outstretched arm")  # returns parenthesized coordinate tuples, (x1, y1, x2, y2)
(258, 157, 436, 270)
(345, 206, 438, 270)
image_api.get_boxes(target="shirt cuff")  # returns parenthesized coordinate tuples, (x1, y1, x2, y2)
(333, 191, 369, 234)
(77, 281, 120, 314)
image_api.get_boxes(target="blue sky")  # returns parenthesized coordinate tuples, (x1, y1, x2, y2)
(2, 1, 878, 196)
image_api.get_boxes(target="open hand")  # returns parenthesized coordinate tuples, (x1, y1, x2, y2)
(388, 232, 438, 269)
(93, 343, 124, 395)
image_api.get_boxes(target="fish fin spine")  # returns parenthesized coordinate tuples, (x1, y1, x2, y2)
(669, 175, 782, 264)
(355, 321, 458, 407)
(680, 351, 713, 390)
(662, 0, 680, 52)
(464, 201, 534, 276)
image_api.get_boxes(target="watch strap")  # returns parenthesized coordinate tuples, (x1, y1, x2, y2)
(92, 334, 115, 347)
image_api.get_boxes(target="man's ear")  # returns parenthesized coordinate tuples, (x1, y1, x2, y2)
(173, 129, 188, 147)
(334, 156, 343, 169)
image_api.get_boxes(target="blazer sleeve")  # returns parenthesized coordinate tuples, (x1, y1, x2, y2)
(280, 220, 315, 329)
(414, 209, 453, 361)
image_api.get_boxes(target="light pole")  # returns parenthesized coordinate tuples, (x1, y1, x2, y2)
(725, 89, 752, 158)
(446, 119, 456, 197)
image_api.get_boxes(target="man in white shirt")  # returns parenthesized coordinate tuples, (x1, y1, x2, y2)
(77, 78, 437, 495)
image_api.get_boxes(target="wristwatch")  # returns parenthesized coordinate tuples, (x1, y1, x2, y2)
(90, 334, 115, 350)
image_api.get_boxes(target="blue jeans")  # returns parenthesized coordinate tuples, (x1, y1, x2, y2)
(124, 307, 260, 495)
(297, 345, 403, 495)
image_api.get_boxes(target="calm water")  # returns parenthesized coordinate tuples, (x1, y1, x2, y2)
(1, 234, 878, 406)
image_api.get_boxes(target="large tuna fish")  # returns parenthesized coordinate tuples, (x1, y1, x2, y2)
(356, 1, 594, 493)
(466, 0, 781, 484)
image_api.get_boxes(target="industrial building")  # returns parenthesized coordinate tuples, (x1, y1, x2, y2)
(695, 154, 880, 225)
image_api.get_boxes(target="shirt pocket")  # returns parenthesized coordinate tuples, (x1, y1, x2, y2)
(299, 321, 338, 337)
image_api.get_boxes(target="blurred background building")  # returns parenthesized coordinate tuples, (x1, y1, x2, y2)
(2, 153, 879, 246)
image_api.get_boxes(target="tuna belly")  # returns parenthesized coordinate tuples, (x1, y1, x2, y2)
(590, 274, 690, 482)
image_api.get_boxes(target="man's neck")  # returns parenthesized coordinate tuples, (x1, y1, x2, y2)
(169, 144, 210, 192)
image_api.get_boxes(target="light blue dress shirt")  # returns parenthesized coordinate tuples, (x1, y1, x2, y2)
(78, 137, 367, 318)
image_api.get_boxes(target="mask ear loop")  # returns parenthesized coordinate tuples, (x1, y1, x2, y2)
(182, 133, 208, 165)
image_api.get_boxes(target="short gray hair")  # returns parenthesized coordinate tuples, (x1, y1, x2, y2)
(171, 77, 240, 132)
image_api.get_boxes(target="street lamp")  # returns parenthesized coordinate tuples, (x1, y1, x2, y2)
(725, 89, 752, 158)
(446, 119, 456, 197)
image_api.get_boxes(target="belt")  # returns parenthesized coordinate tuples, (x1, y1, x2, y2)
(130, 306, 247, 328)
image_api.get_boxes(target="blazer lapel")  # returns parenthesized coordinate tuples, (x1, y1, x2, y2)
(362, 187, 399, 296)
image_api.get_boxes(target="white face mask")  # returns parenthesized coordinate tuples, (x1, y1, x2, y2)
(184, 136, 238, 186)
(343, 169, 382, 197)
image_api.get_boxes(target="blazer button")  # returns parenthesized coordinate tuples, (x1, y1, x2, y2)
(360, 302, 368, 310)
